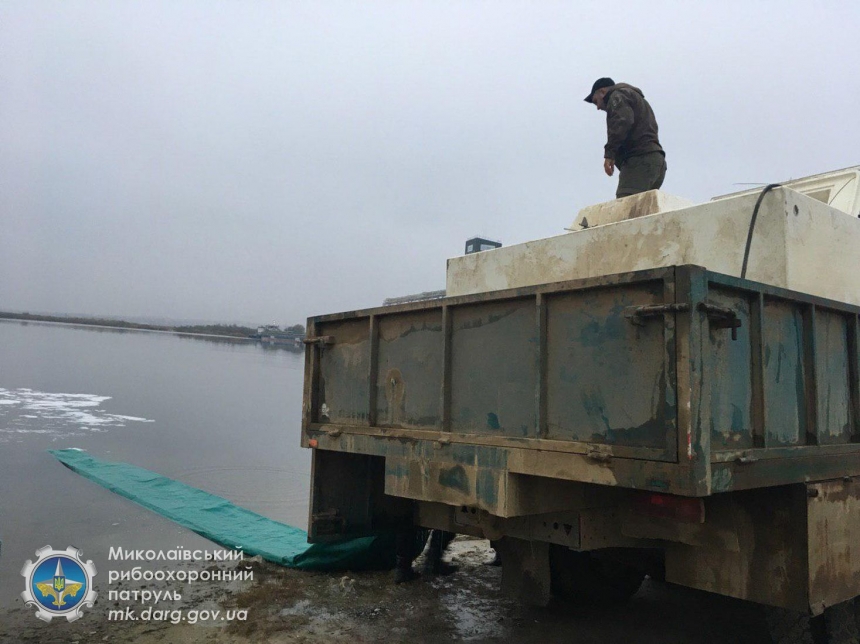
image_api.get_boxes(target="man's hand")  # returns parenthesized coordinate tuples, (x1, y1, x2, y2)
(604, 158, 615, 177)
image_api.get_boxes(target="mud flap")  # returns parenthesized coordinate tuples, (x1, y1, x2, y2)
(497, 537, 551, 607)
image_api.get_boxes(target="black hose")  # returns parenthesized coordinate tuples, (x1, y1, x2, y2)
(740, 183, 781, 279)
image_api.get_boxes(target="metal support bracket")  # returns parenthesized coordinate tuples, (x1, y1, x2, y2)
(698, 302, 742, 340)
(624, 303, 690, 326)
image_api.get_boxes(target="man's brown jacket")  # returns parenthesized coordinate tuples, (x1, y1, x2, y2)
(603, 83, 664, 167)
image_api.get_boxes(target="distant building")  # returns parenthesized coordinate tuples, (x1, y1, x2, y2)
(382, 237, 502, 306)
(464, 237, 502, 255)
(252, 325, 305, 346)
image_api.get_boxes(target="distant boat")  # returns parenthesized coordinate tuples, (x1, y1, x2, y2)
(249, 325, 305, 347)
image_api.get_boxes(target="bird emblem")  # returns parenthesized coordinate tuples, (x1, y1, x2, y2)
(34, 559, 83, 608)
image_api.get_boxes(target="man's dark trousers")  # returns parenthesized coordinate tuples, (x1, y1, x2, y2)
(616, 151, 667, 198)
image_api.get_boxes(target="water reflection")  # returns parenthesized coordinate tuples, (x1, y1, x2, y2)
(0, 319, 309, 607)
(0, 318, 305, 353)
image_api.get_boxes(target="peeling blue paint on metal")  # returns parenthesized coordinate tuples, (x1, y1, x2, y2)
(476, 468, 499, 507)
(475, 447, 508, 469)
(438, 465, 470, 494)
(711, 467, 733, 493)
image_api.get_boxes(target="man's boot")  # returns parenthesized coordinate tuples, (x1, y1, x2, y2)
(422, 530, 458, 576)
(487, 540, 502, 566)
(394, 555, 420, 584)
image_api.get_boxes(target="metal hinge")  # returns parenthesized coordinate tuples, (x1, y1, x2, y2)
(698, 302, 742, 340)
(624, 303, 690, 326)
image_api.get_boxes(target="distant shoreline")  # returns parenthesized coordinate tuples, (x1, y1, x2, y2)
(0, 312, 257, 342)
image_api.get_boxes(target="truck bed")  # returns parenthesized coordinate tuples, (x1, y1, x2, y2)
(302, 265, 860, 501)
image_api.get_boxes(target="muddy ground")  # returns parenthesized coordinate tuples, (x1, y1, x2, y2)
(1, 538, 773, 644)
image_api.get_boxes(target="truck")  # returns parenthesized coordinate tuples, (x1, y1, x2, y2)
(301, 167, 860, 643)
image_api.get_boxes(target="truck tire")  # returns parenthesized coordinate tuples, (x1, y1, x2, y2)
(765, 608, 816, 644)
(765, 601, 859, 644)
(823, 599, 860, 643)
(549, 545, 644, 605)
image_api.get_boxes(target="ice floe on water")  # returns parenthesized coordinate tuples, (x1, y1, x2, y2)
(0, 387, 154, 442)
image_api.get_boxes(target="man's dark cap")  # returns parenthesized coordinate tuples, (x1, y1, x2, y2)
(584, 77, 615, 103)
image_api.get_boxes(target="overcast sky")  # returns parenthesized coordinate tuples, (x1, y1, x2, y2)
(2, 1, 859, 325)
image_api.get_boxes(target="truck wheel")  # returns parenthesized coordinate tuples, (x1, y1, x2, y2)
(549, 545, 644, 604)
(764, 607, 816, 644)
(824, 599, 860, 642)
(765, 600, 859, 644)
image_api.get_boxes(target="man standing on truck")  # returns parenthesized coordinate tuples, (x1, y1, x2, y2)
(584, 77, 667, 198)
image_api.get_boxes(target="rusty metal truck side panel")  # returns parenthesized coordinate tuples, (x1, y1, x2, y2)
(303, 265, 860, 504)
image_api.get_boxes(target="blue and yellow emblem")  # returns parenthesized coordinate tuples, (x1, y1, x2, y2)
(34, 557, 86, 610)
(22, 546, 98, 622)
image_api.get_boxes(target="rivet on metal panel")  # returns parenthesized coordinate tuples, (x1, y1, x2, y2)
(436, 437, 451, 447)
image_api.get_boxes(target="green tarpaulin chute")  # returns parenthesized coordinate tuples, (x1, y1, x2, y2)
(49, 449, 395, 571)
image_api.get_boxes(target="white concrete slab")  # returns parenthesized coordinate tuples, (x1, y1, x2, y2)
(713, 166, 860, 217)
(569, 190, 694, 230)
(446, 187, 860, 306)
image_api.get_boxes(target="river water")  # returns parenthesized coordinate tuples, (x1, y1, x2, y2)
(0, 320, 309, 607)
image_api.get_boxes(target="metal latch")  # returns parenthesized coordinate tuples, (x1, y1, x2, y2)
(303, 335, 335, 347)
(734, 451, 759, 464)
(624, 303, 690, 326)
(698, 303, 742, 340)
